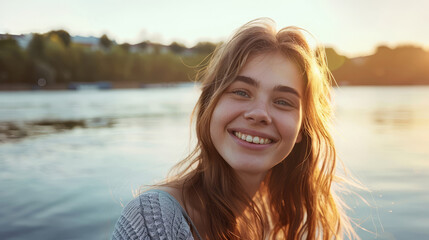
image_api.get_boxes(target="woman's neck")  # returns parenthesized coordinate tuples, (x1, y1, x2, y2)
(235, 171, 267, 198)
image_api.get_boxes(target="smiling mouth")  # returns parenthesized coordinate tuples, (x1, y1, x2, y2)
(233, 131, 273, 145)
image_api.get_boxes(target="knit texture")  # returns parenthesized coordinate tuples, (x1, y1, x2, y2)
(112, 190, 197, 240)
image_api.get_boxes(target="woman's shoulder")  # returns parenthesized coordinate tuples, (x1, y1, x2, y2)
(138, 189, 187, 221)
(112, 189, 194, 240)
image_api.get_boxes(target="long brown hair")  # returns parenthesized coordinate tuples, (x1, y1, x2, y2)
(158, 18, 359, 240)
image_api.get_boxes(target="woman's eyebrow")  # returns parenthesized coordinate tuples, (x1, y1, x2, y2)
(235, 75, 259, 87)
(273, 85, 301, 98)
(235, 75, 301, 98)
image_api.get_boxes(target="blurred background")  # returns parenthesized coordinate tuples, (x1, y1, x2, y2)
(1, 0, 428, 239)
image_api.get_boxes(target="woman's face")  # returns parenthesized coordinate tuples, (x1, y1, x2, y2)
(210, 51, 303, 180)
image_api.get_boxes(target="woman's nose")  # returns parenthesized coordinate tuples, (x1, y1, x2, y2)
(243, 102, 272, 125)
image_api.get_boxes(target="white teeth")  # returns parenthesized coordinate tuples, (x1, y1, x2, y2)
(252, 136, 259, 143)
(234, 131, 272, 145)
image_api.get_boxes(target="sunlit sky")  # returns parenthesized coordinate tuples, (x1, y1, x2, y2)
(1, 0, 428, 57)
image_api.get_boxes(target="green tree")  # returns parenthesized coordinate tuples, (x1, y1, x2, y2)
(27, 33, 45, 59)
(192, 41, 218, 54)
(119, 43, 131, 53)
(99, 34, 112, 50)
(169, 41, 187, 54)
(48, 30, 71, 47)
(44, 35, 71, 83)
(73, 47, 102, 82)
(0, 37, 29, 83)
(136, 40, 149, 51)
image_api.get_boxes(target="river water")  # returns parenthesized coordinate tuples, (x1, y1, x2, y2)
(0, 85, 428, 239)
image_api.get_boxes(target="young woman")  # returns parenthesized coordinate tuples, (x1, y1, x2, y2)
(112, 18, 358, 240)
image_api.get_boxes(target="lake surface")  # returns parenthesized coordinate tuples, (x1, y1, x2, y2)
(0, 86, 428, 239)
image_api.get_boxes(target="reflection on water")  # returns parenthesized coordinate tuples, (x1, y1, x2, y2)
(333, 86, 429, 239)
(0, 86, 428, 239)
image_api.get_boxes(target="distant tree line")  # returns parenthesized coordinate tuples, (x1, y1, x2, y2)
(0, 30, 217, 87)
(325, 46, 429, 85)
(1, 29, 429, 87)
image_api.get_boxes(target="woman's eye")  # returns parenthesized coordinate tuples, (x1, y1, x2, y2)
(232, 90, 249, 98)
(275, 99, 292, 107)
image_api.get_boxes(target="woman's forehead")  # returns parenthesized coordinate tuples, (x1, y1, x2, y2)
(236, 52, 304, 94)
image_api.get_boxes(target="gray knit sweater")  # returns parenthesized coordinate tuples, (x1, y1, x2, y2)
(112, 190, 202, 240)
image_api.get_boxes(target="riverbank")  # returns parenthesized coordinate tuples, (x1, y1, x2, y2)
(0, 81, 194, 91)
